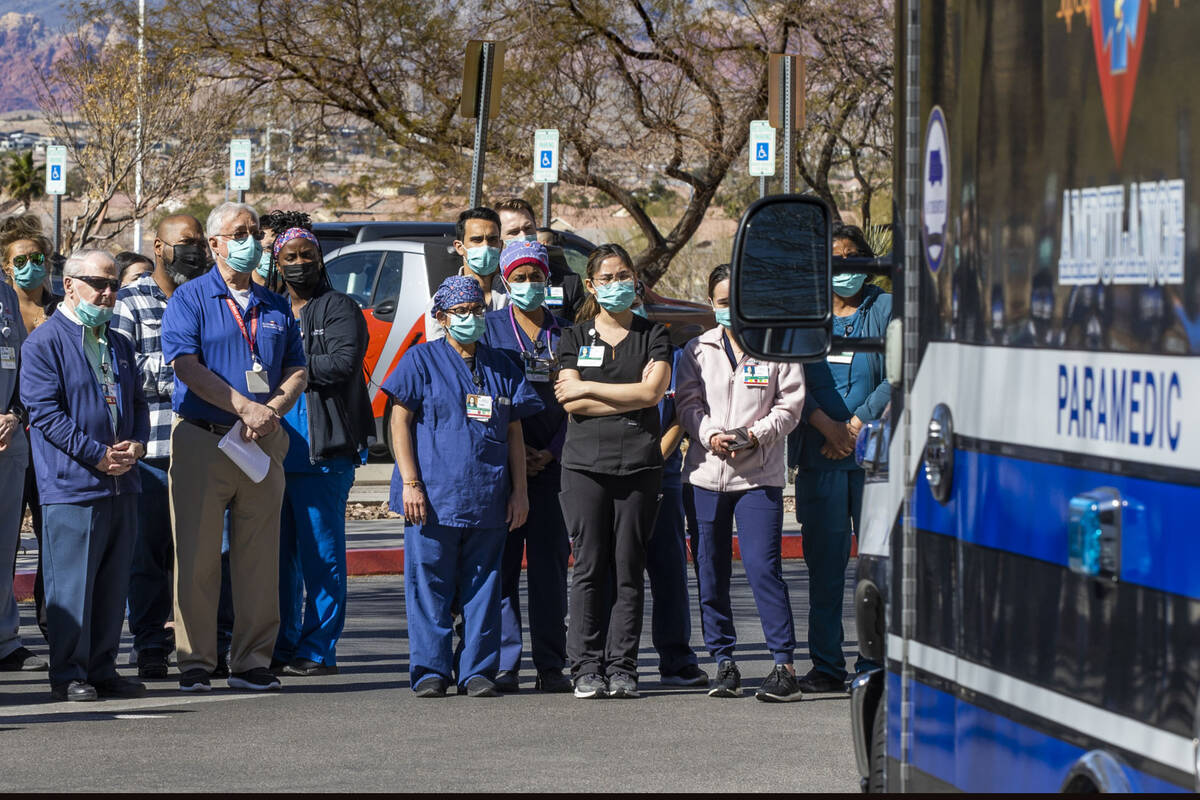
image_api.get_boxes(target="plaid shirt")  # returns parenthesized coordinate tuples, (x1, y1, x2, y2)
(112, 273, 173, 459)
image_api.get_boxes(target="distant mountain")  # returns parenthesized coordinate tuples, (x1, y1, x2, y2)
(0, 11, 62, 112)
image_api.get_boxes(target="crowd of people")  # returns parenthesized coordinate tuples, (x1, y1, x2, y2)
(0, 196, 889, 702)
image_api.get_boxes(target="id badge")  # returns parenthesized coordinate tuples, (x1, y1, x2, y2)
(577, 346, 604, 367)
(546, 286, 565, 306)
(827, 353, 854, 365)
(0, 346, 15, 370)
(524, 352, 553, 383)
(466, 394, 494, 421)
(742, 364, 770, 387)
(245, 369, 271, 394)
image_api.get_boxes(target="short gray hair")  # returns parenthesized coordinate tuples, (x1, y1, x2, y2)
(206, 202, 259, 238)
(63, 249, 116, 278)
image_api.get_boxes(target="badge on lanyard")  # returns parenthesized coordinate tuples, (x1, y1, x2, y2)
(523, 351, 554, 383)
(466, 393, 494, 421)
(827, 353, 854, 366)
(742, 364, 770, 387)
(245, 360, 270, 394)
(0, 346, 14, 370)
(577, 345, 604, 368)
(546, 286, 565, 307)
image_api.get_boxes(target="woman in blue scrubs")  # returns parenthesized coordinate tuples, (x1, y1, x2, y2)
(793, 225, 891, 693)
(480, 241, 573, 694)
(383, 276, 542, 698)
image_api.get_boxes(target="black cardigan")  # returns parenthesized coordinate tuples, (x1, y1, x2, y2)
(297, 287, 374, 462)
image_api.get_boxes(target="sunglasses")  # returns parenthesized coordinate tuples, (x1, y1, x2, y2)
(11, 253, 45, 269)
(72, 275, 120, 293)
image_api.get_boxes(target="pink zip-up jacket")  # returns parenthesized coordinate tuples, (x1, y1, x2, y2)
(675, 326, 806, 492)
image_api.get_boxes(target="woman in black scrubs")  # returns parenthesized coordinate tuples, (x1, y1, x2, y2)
(554, 244, 672, 699)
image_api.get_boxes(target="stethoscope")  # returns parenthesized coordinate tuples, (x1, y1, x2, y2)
(0, 301, 11, 339)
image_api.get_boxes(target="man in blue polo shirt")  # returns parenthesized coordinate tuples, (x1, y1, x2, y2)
(161, 201, 307, 694)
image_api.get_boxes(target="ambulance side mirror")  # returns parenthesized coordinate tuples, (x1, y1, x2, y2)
(729, 195, 833, 362)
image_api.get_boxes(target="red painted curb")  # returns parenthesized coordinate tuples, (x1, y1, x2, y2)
(13, 535, 855, 593)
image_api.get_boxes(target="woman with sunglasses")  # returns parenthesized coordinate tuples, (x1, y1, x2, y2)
(383, 275, 542, 698)
(0, 214, 62, 650)
(554, 244, 672, 699)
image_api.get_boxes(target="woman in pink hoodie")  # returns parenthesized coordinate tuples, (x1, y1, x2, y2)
(675, 264, 807, 702)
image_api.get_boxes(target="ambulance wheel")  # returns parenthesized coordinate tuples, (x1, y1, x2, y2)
(866, 696, 886, 793)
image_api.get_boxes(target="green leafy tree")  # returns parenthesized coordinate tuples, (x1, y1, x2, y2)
(4, 151, 44, 211)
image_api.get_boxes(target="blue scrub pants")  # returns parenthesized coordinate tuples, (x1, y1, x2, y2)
(645, 484, 698, 675)
(406, 522, 505, 689)
(499, 473, 568, 674)
(42, 495, 137, 688)
(128, 457, 174, 654)
(795, 468, 865, 681)
(275, 469, 354, 666)
(691, 485, 796, 665)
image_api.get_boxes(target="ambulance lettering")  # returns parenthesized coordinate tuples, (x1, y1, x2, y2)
(1057, 364, 1182, 451)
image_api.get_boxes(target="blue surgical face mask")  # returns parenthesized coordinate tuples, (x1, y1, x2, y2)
(224, 235, 262, 274)
(255, 249, 272, 279)
(507, 234, 537, 245)
(75, 297, 114, 328)
(594, 280, 636, 313)
(833, 272, 867, 298)
(466, 245, 500, 276)
(13, 258, 46, 290)
(506, 280, 545, 312)
(631, 304, 648, 319)
(447, 312, 486, 344)
(713, 307, 732, 328)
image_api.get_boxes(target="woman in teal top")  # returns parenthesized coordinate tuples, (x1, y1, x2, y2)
(793, 225, 891, 693)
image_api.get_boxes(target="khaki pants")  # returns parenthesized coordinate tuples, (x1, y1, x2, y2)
(169, 419, 288, 674)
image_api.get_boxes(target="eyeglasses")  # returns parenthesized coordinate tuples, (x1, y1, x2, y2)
(71, 275, 120, 293)
(11, 253, 45, 269)
(218, 229, 263, 242)
(445, 305, 484, 317)
(591, 273, 635, 286)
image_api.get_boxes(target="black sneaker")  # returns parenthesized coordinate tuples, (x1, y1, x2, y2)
(708, 660, 743, 698)
(535, 669, 572, 694)
(413, 675, 448, 698)
(178, 668, 211, 693)
(94, 676, 148, 699)
(755, 665, 804, 702)
(0, 646, 47, 672)
(493, 670, 520, 693)
(136, 648, 169, 680)
(212, 654, 231, 679)
(281, 658, 339, 677)
(50, 680, 98, 702)
(797, 668, 846, 694)
(573, 672, 607, 699)
(606, 672, 639, 699)
(661, 664, 709, 687)
(228, 667, 282, 691)
(464, 675, 501, 697)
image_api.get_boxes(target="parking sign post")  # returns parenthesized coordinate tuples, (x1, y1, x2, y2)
(45, 144, 66, 253)
(461, 41, 505, 209)
(230, 138, 251, 202)
(749, 120, 775, 200)
(533, 129, 559, 227)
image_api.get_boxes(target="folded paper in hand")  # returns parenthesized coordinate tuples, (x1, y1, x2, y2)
(217, 421, 270, 483)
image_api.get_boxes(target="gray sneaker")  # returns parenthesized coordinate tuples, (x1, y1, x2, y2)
(607, 672, 639, 699)
(708, 659, 742, 698)
(464, 675, 501, 698)
(573, 672, 607, 699)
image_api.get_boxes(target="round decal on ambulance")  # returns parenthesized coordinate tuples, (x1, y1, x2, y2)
(922, 106, 949, 273)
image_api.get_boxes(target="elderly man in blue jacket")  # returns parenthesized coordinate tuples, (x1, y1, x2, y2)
(20, 249, 149, 702)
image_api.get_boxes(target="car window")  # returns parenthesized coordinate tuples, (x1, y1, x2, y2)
(562, 245, 589, 278)
(373, 251, 405, 307)
(325, 250, 382, 308)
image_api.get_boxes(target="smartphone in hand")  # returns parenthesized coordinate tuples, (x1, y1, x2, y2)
(725, 426, 753, 451)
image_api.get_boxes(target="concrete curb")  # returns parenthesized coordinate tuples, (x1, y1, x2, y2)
(13, 534, 855, 600)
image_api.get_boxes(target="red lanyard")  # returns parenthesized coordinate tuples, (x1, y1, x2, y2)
(223, 297, 259, 361)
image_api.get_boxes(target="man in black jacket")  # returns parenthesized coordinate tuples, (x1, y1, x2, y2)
(271, 226, 372, 677)
(493, 198, 585, 322)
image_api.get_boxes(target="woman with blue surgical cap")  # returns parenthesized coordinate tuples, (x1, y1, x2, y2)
(478, 240, 573, 694)
(382, 275, 543, 698)
(791, 224, 891, 695)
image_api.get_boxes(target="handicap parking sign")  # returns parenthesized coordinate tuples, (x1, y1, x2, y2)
(234, 159, 246, 177)
(755, 142, 769, 161)
(540, 150, 552, 168)
(50, 165, 61, 180)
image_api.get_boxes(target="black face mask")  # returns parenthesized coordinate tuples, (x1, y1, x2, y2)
(164, 242, 209, 283)
(281, 260, 322, 290)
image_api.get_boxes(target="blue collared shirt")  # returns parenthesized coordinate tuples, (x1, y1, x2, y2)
(161, 266, 305, 425)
